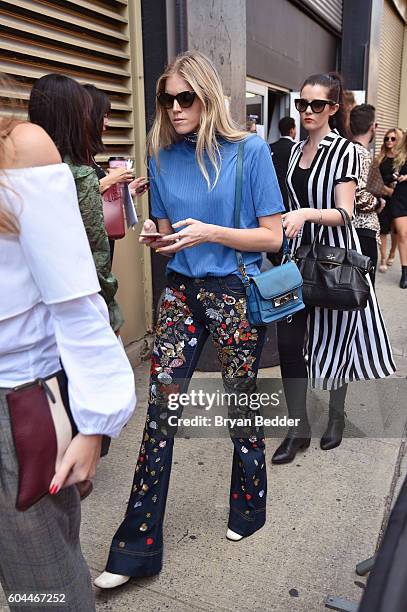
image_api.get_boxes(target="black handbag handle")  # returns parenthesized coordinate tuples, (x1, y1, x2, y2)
(311, 207, 352, 255)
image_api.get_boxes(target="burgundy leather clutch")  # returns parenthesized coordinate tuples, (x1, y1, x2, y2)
(6, 370, 77, 511)
(102, 183, 126, 240)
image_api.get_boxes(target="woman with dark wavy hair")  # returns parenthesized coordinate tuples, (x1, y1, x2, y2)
(83, 83, 148, 262)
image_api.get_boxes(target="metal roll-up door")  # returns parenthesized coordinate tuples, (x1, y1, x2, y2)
(0, 0, 136, 161)
(376, 0, 405, 152)
(302, 0, 343, 33)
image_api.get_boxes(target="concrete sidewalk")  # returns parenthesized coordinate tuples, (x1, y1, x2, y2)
(81, 260, 407, 612)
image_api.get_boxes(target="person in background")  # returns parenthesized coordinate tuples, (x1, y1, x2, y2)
(350, 104, 383, 285)
(389, 130, 407, 288)
(0, 100, 135, 608)
(28, 74, 123, 335)
(270, 116, 296, 212)
(246, 117, 257, 133)
(343, 89, 356, 135)
(376, 128, 403, 272)
(273, 73, 395, 465)
(84, 83, 149, 263)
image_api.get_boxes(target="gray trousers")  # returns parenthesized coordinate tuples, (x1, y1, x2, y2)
(0, 388, 95, 611)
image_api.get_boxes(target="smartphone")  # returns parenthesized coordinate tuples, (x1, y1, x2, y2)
(135, 180, 150, 194)
(139, 231, 163, 238)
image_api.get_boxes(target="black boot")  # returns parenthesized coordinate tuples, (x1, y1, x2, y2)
(272, 435, 311, 464)
(400, 266, 407, 289)
(320, 385, 347, 451)
(272, 375, 311, 465)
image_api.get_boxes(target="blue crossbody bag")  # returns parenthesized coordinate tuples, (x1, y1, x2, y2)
(234, 140, 305, 325)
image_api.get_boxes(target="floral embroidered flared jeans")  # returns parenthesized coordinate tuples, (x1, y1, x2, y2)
(106, 272, 267, 577)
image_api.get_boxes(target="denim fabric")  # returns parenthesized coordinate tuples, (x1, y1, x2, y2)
(106, 272, 267, 577)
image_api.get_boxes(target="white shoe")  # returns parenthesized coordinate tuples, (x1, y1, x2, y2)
(226, 528, 243, 541)
(94, 571, 130, 589)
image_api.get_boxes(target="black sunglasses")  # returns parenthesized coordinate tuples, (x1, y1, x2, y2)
(294, 98, 337, 114)
(384, 136, 396, 142)
(157, 90, 197, 109)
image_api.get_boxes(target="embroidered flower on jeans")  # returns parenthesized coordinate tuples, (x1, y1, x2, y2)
(188, 337, 198, 347)
(185, 316, 193, 325)
(164, 288, 176, 301)
(205, 307, 222, 321)
(157, 372, 173, 385)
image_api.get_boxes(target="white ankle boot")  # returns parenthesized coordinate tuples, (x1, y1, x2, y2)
(226, 528, 243, 541)
(94, 571, 130, 589)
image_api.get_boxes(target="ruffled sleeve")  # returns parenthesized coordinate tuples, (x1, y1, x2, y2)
(7, 163, 100, 303)
(6, 163, 135, 436)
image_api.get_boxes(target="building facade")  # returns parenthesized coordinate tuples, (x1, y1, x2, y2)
(0, 0, 152, 350)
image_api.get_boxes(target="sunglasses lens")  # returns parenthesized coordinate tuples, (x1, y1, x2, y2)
(311, 101, 326, 113)
(178, 91, 196, 108)
(295, 99, 308, 113)
(157, 93, 173, 109)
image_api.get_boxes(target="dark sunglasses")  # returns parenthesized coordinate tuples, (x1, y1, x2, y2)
(384, 136, 396, 142)
(157, 90, 197, 109)
(294, 98, 337, 113)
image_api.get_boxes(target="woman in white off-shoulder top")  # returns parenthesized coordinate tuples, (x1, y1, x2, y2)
(0, 118, 136, 611)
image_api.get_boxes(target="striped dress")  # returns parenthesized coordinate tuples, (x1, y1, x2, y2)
(286, 130, 396, 390)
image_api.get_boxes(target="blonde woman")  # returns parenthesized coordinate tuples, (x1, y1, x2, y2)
(0, 114, 135, 606)
(95, 51, 284, 589)
(376, 128, 403, 272)
(390, 130, 407, 287)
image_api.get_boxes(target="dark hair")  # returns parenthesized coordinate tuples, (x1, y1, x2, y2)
(300, 72, 349, 138)
(349, 104, 376, 136)
(28, 74, 92, 165)
(83, 84, 111, 155)
(279, 116, 295, 136)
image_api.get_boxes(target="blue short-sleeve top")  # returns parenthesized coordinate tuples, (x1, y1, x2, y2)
(150, 134, 284, 278)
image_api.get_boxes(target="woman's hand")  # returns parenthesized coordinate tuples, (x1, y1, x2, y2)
(139, 219, 174, 254)
(397, 174, 407, 183)
(282, 209, 309, 239)
(100, 167, 134, 192)
(156, 218, 213, 254)
(139, 219, 160, 246)
(376, 198, 386, 214)
(129, 176, 149, 197)
(49, 434, 102, 493)
(106, 166, 134, 183)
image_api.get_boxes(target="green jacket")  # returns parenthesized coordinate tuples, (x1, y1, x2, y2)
(65, 157, 124, 331)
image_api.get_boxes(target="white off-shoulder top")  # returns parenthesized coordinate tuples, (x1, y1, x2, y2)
(0, 163, 136, 437)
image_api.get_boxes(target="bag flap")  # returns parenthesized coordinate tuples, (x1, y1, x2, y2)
(251, 261, 303, 299)
(296, 244, 371, 271)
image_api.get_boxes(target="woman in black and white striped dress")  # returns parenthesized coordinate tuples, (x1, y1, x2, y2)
(272, 73, 396, 465)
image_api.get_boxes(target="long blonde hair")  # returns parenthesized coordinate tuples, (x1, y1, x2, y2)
(0, 74, 20, 234)
(393, 130, 407, 172)
(148, 51, 247, 188)
(376, 128, 403, 165)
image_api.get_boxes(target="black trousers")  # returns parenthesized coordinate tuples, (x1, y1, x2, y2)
(356, 228, 378, 287)
(277, 308, 348, 435)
